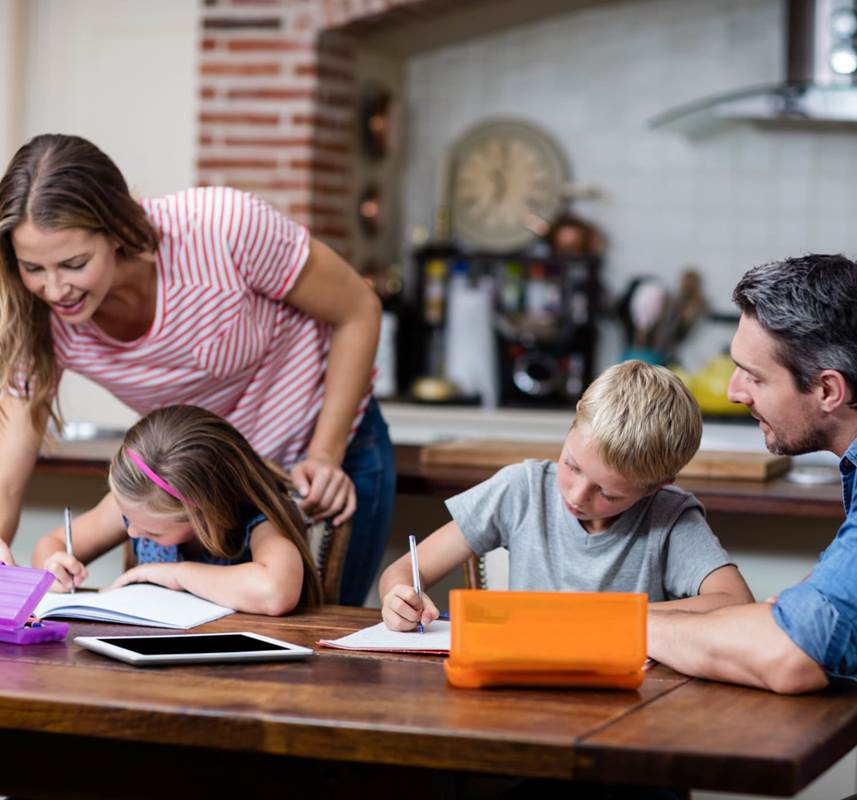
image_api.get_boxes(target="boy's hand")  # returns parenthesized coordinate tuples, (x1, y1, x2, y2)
(381, 583, 439, 631)
(43, 551, 88, 593)
(108, 563, 183, 592)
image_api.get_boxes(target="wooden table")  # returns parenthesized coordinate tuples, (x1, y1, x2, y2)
(1, 607, 856, 798)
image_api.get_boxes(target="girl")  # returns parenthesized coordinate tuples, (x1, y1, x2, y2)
(33, 405, 323, 614)
(0, 133, 394, 606)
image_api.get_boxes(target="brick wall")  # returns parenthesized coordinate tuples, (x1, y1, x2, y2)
(197, 0, 422, 260)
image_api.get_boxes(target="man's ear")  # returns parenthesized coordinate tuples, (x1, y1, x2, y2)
(816, 370, 849, 413)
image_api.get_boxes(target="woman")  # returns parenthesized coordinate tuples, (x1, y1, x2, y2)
(0, 133, 394, 605)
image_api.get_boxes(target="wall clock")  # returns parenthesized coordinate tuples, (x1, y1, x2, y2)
(447, 118, 569, 251)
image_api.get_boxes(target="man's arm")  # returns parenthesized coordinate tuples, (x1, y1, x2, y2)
(648, 602, 829, 694)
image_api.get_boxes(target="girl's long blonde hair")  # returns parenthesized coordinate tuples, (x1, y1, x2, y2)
(108, 405, 323, 609)
(0, 134, 159, 432)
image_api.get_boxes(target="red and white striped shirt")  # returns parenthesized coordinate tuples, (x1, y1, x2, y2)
(50, 187, 370, 468)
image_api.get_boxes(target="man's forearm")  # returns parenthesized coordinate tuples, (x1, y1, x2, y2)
(648, 602, 828, 694)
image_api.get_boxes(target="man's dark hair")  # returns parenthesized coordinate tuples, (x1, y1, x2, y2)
(732, 254, 857, 408)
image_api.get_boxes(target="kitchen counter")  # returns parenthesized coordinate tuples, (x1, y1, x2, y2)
(36, 409, 844, 520)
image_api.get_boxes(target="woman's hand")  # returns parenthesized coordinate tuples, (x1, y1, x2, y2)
(381, 584, 439, 632)
(290, 455, 356, 525)
(108, 562, 183, 592)
(43, 551, 88, 592)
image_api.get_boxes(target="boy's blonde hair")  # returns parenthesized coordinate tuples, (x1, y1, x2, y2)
(572, 360, 702, 489)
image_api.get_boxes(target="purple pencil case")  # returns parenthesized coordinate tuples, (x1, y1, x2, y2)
(0, 563, 69, 644)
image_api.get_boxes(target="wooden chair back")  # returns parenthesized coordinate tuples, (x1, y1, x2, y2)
(463, 547, 510, 590)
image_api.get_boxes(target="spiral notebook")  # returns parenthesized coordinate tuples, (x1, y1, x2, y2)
(34, 584, 234, 630)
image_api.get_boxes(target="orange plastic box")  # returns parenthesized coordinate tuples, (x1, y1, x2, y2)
(443, 589, 647, 689)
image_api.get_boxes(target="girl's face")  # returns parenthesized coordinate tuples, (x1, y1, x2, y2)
(115, 495, 195, 548)
(12, 220, 119, 323)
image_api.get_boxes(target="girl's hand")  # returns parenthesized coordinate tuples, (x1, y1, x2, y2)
(108, 562, 183, 592)
(0, 539, 15, 566)
(290, 455, 356, 525)
(43, 551, 88, 593)
(381, 584, 439, 631)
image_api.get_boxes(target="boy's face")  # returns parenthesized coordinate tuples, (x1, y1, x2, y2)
(557, 425, 654, 533)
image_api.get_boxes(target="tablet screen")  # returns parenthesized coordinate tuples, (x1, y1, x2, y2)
(96, 633, 295, 656)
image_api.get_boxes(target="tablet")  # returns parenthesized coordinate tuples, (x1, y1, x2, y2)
(75, 631, 314, 666)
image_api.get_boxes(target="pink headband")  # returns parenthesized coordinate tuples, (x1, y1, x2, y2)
(126, 448, 196, 507)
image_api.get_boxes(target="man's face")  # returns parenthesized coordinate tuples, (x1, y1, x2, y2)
(728, 314, 827, 455)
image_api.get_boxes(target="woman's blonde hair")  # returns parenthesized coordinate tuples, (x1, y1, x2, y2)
(108, 405, 323, 609)
(573, 360, 702, 489)
(0, 134, 159, 432)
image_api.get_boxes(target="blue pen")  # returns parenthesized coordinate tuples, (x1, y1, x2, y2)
(408, 534, 424, 633)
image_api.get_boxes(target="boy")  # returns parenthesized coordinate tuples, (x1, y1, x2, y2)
(381, 360, 753, 631)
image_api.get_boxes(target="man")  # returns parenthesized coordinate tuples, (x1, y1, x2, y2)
(648, 254, 857, 694)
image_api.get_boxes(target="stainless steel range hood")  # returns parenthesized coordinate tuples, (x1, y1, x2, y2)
(649, 0, 857, 134)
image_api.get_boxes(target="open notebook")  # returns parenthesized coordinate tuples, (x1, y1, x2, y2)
(34, 584, 234, 630)
(319, 621, 450, 654)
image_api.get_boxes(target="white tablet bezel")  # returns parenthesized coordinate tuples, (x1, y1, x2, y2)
(74, 631, 314, 665)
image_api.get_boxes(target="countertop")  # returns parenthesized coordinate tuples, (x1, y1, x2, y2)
(35, 404, 845, 520)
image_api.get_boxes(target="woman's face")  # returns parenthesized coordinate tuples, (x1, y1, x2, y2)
(12, 220, 119, 322)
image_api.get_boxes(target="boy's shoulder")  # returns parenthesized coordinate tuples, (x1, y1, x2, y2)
(643, 483, 705, 528)
(495, 458, 556, 484)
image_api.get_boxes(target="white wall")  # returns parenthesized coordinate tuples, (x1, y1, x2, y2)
(8, 0, 199, 578)
(401, 0, 857, 369)
(16, 0, 200, 426)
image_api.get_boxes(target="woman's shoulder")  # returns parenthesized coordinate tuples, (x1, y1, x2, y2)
(144, 186, 255, 225)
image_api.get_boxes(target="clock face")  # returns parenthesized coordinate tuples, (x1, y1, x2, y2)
(449, 119, 569, 251)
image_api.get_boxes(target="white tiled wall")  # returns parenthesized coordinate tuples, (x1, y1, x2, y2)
(401, 0, 857, 367)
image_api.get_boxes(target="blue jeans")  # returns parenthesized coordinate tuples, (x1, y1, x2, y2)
(339, 398, 396, 606)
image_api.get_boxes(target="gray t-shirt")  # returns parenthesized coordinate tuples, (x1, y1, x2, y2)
(445, 459, 732, 600)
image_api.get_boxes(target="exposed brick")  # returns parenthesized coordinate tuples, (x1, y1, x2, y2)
(312, 183, 350, 197)
(227, 38, 312, 52)
(229, 180, 314, 192)
(199, 111, 280, 125)
(227, 87, 315, 101)
(292, 113, 353, 130)
(289, 159, 349, 174)
(199, 134, 215, 146)
(201, 62, 282, 76)
(197, 158, 279, 169)
(295, 63, 355, 82)
(224, 136, 314, 147)
(202, 16, 282, 30)
(201, 38, 218, 50)
(200, 86, 218, 100)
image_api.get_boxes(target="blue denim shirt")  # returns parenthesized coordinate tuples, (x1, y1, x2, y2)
(772, 437, 857, 679)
